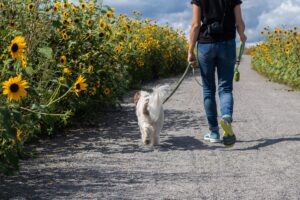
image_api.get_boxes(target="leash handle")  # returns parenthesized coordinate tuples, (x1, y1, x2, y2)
(236, 42, 245, 66)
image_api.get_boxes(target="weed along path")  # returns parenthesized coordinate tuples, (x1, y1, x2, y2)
(1, 56, 300, 199)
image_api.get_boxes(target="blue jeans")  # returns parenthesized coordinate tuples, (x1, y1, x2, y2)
(197, 39, 236, 132)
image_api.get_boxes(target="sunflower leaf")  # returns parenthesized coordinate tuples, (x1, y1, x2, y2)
(38, 47, 53, 59)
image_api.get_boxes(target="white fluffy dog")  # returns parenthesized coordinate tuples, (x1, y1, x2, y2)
(133, 85, 169, 146)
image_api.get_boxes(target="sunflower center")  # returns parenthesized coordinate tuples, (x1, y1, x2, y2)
(10, 83, 19, 93)
(12, 43, 19, 52)
(76, 83, 81, 90)
(29, 5, 33, 9)
(99, 32, 105, 37)
(60, 58, 64, 63)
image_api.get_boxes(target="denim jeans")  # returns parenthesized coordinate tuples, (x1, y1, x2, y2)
(197, 39, 236, 132)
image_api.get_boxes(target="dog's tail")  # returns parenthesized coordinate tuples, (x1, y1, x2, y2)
(148, 85, 169, 122)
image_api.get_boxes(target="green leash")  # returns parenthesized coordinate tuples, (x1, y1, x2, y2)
(234, 42, 245, 82)
(163, 62, 194, 104)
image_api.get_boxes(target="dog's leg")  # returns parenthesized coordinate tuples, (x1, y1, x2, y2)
(153, 130, 160, 146)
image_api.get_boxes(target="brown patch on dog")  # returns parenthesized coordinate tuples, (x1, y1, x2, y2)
(133, 91, 141, 105)
(143, 101, 149, 116)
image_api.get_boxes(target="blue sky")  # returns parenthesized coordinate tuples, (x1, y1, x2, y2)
(73, 0, 300, 43)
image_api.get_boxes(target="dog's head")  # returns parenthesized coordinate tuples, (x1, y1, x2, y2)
(133, 91, 141, 106)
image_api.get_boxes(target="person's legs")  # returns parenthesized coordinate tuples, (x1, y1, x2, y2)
(197, 43, 219, 142)
(216, 39, 236, 121)
(216, 39, 237, 146)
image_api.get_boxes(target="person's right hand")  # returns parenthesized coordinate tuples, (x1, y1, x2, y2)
(188, 51, 197, 68)
(240, 33, 247, 43)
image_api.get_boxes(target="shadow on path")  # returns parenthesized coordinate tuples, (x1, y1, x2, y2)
(236, 134, 300, 151)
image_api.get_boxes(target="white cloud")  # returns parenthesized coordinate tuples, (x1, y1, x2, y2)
(70, 0, 300, 42)
(246, 0, 300, 41)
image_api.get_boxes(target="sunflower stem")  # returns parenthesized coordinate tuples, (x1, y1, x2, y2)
(46, 86, 73, 107)
(20, 107, 67, 117)
(48, 84, 61, 103)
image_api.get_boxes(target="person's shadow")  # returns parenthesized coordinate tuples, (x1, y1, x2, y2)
(234, 134, 300, 151)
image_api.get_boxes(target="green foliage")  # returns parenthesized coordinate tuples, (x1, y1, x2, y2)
(0, 0, 188, 175)
(251, 27, 300, 89)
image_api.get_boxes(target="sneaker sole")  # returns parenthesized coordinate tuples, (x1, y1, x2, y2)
(220, 119, 234, 136)
(210, 139, 221, 143)
(204, 137, 221, 143)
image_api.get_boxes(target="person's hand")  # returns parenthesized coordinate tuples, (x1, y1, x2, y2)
(188, 51, 197, 68)
(240, 33, 247, 43)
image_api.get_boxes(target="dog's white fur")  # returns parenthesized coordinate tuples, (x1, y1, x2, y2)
(134, 85, 169, 146)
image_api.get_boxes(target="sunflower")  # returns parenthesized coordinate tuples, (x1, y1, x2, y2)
(260, 31, 264, 36)
(98, 19, 106, 31)
(87, 65, 93, 73)
(90, 87, 97, 96)
(2, 75, 29, 102)
(63, 3, 68, 9)
(72, 6, 78, 13)
(63, 67, 72, 76)
(62, 33, 68, 41)
(81, 2, 86, 11)
(16, 129, 22, 141)
(74, 75, 88, 97)
(89, 2, 95, 10)
(274, 37, 280, 43)
(103, 88, 111, 96)
(106, 11, 114, 18)
(74, 18, 80, 24)
(63, 19, 70, 26)
(27, 3, 34, 11)
(9, 36, 27, 60)
(9, 22, 16, 28)
(99, 32, 105, 38)
(285, 47, 290, 54)
(96, 81, 100, 88)
(0, 3, 4, 9)
(22, 56, 27, 69)
(285, 39, 291, 46)
(63, 11, 70, 18)
(60, 55, 67, 65)
(59, 76, 66, 83)
(87, 19, 94, 27)
(294, 26, 298, 31)
(0, 54, 6, 61)
(53, 2, 61, 12)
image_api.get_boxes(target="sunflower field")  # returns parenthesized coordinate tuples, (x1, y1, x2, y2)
(251, 26, 300, 89)
(0, 0, 188, 175)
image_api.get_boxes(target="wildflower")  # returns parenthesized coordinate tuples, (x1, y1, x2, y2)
(2, 75, 29, 102)
(53, 2, 61, 12)
(74, 75, 88, 96)
(9, 36, 26, 60)
(87, 19, 94, 27)
(63, 67, 72, 76)
(103, 88, 111, 96)
(9, 22, 16, 29)
(60, 56, 67, 65)
(27, 3, 34, 11)
(98, 19, 106, 30)
(81, 2, 86, 11)
(106, 11, 114, 18)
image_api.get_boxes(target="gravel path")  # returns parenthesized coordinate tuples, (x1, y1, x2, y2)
(1, 56, 300, 200)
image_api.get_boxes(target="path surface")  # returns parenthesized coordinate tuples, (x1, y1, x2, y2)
(1, 56, 300, 200)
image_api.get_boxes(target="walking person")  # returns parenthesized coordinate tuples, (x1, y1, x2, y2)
(188, 0, 247, 146)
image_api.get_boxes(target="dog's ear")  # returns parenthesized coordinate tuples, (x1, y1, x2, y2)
(133, 91, 141, 105)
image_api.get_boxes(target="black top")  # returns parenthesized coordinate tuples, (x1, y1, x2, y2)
(191, 0, 242, 43)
